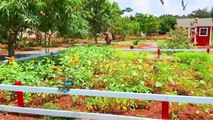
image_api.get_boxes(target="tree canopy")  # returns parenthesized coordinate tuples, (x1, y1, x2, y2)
(83, 0, 120, 43)
(137, 14, 160, 35)
(159, 16, 176, 34)
(188, 8, 212, 18)
(111, 17, 140, 39)
(0, 0, 212, 57)
(0, 0, 89, 56)
(0, 0, 39, 56)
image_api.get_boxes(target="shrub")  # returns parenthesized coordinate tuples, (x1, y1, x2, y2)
(159, 27, 192, 49)
(174, 52, 210, 65)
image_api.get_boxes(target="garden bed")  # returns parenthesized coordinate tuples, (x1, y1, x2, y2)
(0, 46, 213, 119)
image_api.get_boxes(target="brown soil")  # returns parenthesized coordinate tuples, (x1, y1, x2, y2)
(1, 92, 213, 120)
(113, 42, 157, 49)
(0, 43, 72, 55)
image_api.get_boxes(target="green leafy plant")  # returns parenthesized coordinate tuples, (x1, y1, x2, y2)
(159, 27, 192, 49)
(44, 103, 60, 110)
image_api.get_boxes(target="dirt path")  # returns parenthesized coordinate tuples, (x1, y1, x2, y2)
(0, 46, 70, 61)
(112, 41, 158, 49)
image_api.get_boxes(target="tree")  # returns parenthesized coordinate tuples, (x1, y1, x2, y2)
(83, 0, 120, 43)
(137, 14, 160, 35)
(159, 27, 192, 49)
(0, 0, 39, 56)
(46, 0, 90, 43)
(0, 0, 87, 56)
(188, 8, 211, 18)
(211, 7, 213, 17)
(35, 0, 84, 52)
(159, 16, 176, 34)
(111, 18, 140, 39)
(58, 13, 89, 39)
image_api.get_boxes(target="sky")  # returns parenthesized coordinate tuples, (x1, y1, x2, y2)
(110, 0, 213, 16)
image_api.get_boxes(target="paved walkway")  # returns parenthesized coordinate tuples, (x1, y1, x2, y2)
(0, 47, 68, 61)
(117, 48, 210, 52)
(1, 41, 211, 61)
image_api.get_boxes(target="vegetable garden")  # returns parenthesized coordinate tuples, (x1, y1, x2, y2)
(0, 46, 213, 119)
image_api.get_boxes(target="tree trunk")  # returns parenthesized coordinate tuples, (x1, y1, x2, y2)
(47, 33, 52, 53)
(8, 43, 15, 57)
(112, 32, 116, 40)
(7, 31, 18, 57)
(15, 31, 23, 49)
(44, 33, 48, 53)
(94, 34, 98, 44)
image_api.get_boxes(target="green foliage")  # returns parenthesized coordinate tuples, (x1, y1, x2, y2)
(58, 13, 89, 38)
(1, 46, 213, 114)
(211, 33, 213, 44)
(136, 14, 160, 35)
(37, 0, 88, 39)
(159, 27, 192, 49)
(159, 16, 176, 34)
(132, 39, 140, 46)
(112, 18, 140, 39)
(83, 0, 120, 39)
(174, 52, 210, 65)
(188, 8, 212, 18)
(0, 0, 89, 56)
(44, 103, 60, 110)
(0, 0, 40, 56)
(85, 97, 146, 113)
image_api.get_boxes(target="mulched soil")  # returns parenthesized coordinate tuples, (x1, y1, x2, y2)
(0, 92, 213, 120)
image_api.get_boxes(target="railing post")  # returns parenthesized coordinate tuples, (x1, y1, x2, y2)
(157, 48, 161, 59)
(14, 80, 24, 107)
(162, 101, 169, 120)
(207, 47, 210, 53)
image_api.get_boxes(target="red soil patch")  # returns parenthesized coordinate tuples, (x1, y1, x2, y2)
(113, 42, 157, 49)
(0, 51, 7, 55)
(1, 93, 213, 120)
(123, 102, 162, 119)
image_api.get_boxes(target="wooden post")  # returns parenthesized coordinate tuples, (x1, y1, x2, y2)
(162, 101, 169, 120)
(157, 48, 161, 59)
(14, 81, 24, 107)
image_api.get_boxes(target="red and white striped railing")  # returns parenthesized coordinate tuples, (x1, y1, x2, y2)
(0, 81, 213, 120)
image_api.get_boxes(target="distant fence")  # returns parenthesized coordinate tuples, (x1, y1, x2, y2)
(15, 53, 50, 61)
(0, 53, 50, 64)
(118, 48, 211, 53)
(0, 83, 213, 120)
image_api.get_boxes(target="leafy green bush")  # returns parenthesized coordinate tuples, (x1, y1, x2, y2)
(174, 52, 210, 65)
(159, 27, 192, 49)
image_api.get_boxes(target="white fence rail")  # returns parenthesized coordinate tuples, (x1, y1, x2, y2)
(16, 53, 50, 61)
(118, 48, 211, 52)
(0, 84, 213, 120)
(0, 105, 151, 120)
(0, 85, 213, 104)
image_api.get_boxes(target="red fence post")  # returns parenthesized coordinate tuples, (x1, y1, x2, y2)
(162, 101, 169, 120)
(157, 48, 161, 59)
(207, 47, 210, 53)
(14, 80, 24, 107)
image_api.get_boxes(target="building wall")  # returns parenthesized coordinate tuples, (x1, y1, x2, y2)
(196, 26, 210, 46)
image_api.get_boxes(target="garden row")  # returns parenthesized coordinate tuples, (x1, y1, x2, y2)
(0, 46, 213, 119)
